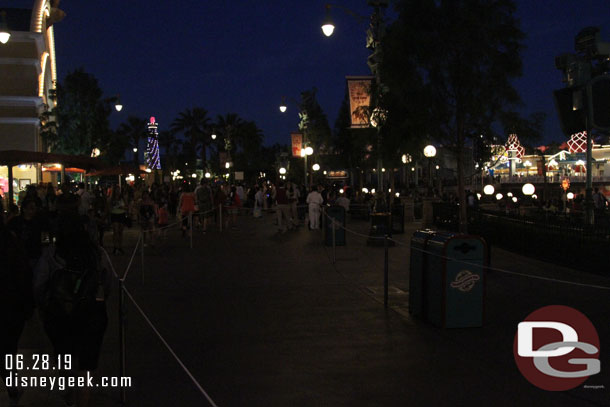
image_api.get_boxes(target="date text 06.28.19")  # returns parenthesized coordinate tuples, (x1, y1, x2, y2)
(5, 354, 72, 371)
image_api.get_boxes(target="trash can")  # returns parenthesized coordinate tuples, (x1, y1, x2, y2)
(367, 212, 393, 246)
(391, 203, 405, 234)
(408, 229, 436, 318)
(325, 205, 346, 246)
(425, 233, 487, 328)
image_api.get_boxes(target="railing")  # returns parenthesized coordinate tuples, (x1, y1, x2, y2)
(496, 175, 610, 184)
(432, 203, 610, 272)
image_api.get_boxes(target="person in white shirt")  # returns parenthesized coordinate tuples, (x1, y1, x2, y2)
(306, 186, 323, 230)
(77, 182, 92, 216)
(335, 195, 350, 212)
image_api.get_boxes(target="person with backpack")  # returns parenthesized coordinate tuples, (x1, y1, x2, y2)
(0, 213, 34, 406)
(34, 214, 111, 407)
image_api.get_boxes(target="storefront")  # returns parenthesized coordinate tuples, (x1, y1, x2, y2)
(0, 150, 105, 206)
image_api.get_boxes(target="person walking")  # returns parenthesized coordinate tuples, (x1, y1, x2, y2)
(286, 182, 300, 227)
(178, 184, 196, 237)
(7, 198, 43, 269)
(34, 215, 111, 407)
(274, 181, 292, 233)
(306, 185, 323, 230)
(76, 182, 93, 217)
(108, 186, 128, 255)
(253, 186, 264, 218)
(224, 185, 241, 230)
(0, 218, 34, 406)
(139, 190, 157, 246)
(195, 179, 214, 232)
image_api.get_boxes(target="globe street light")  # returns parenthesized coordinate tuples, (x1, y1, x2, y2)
(279, 96, 288, 113)
(312, 163, 320, 171)
(522, 183, 535, 196)
(114, 94, 123, 112)
(132, 147, 138, 153)
(279, 167, 287, 175)
(423, 145, 437, 158)
(302, 146, 314, 187)
(423, 144, 437, 195)
(321, 5, 335, 37)
(0, 11, 10, 44)
(211, 133, 217, 140)
(483, 185, 495, 195)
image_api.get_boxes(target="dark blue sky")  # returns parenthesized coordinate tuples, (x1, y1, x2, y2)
(23, 1, 610, 145)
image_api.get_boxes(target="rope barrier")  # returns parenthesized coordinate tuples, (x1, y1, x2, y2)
(121, 234, 141, 281)
(100, 213, 221, 405)
(406, 245, 610, 291)
(320, 211, 610, 291)
(121, 286, 219, 407)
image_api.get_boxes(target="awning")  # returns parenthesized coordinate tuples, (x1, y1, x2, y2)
(86, 163, 146, 177)
(0, 150, 107, 171)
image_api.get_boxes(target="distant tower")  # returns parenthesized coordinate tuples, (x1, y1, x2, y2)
(146, 116, 161, 170)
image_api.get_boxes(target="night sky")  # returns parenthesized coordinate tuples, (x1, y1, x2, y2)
(9, 1, 610, 146)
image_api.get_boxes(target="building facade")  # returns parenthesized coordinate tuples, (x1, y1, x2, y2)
(0, 1, 63, 198)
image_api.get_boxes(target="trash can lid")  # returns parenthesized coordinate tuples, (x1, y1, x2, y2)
(427, 231, 457, 246)
(445, 236, 486, 260)
(411, 229, 436, 245)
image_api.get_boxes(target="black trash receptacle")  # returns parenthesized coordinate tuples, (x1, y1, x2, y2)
(391, 203, 405, 234)
(408, 229, 436, 318)
(425, 233, 487, 328)
(325, 205, 346, 246)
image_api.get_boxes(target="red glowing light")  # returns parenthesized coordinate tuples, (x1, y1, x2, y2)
(150, 116, 156, 123)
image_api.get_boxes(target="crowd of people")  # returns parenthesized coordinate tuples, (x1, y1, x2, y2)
(1, 182, 112, 407)
(0, 176, 382, 405)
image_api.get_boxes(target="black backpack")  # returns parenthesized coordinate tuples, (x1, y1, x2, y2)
(46, 250, 103, 316)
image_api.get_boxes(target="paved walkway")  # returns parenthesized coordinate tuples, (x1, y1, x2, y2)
(6, 210, 610, 406)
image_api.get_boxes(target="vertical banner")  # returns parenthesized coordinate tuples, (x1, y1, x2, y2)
(346, 76, 374, 128)
(291, 132, 303, 157)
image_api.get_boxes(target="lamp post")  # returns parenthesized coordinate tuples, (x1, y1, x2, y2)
(0, 11, 10, 44)
(301, 146, 314, 187)
(280, 96, 313, 187)
(322, 1, 389, 194)
(423, 145, 437, 195)
(114, 94, 123, 112)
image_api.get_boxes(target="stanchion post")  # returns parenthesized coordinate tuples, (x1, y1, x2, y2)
(384, 234, 389, 308)
(189, 212, 193, 249)
(332, 219, 336, 264)
(140, 234, 144, 285)
(219, 205, 223, 232)
(322, 206, 326, 231)
(118, 279, 127, 405)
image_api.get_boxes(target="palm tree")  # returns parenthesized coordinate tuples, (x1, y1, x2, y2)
(117, 116, 148, 166)
(171, 107, 211, 167)
(158, 130, 179, 172)
(215, 113, 244, 160)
